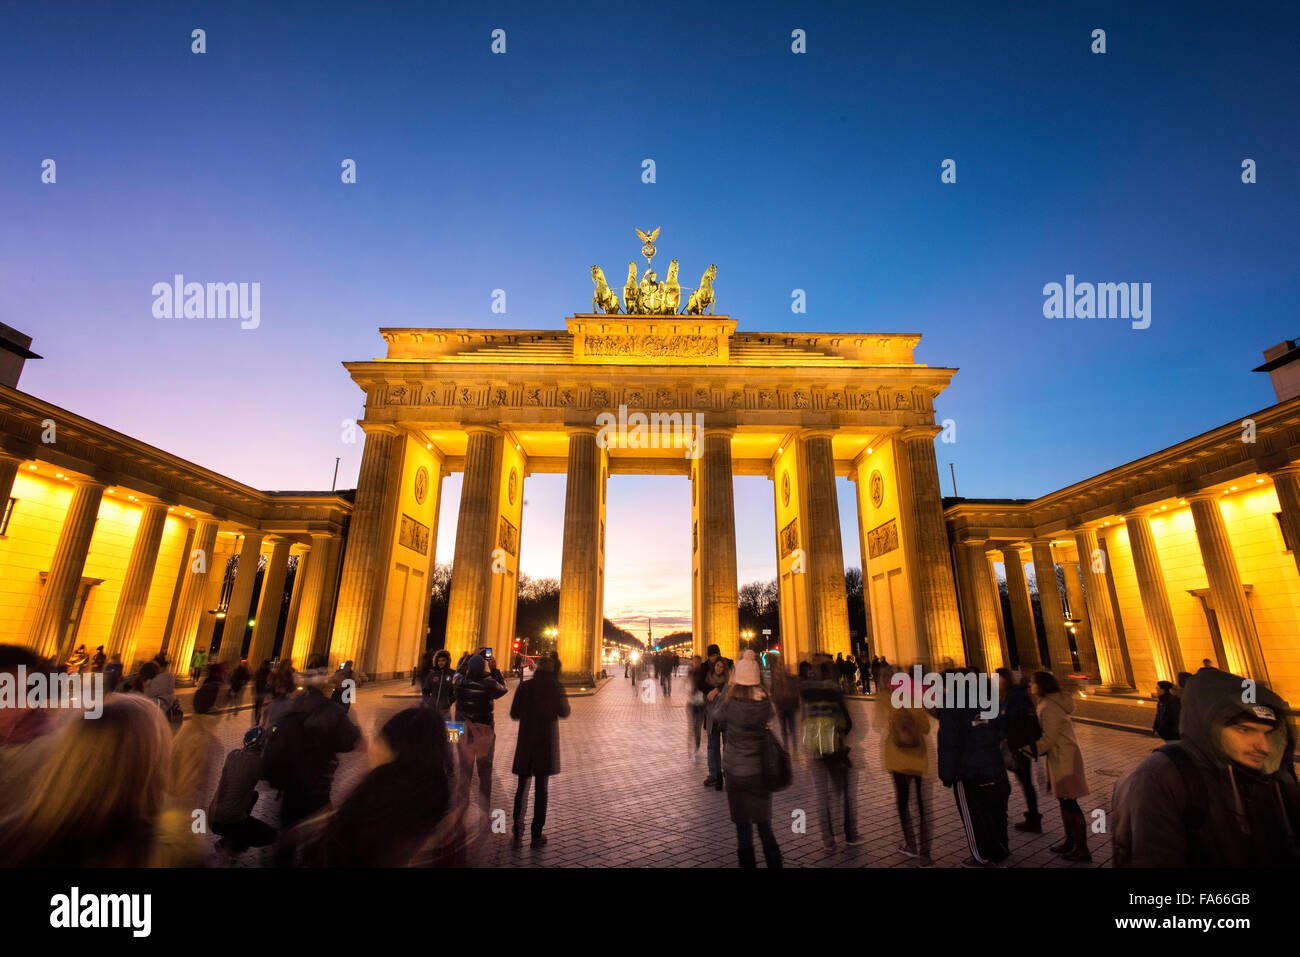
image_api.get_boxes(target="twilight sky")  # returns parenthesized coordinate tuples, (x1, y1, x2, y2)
(4, 1, 1297, 633)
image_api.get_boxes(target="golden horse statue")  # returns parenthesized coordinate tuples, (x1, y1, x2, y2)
(662, 259, 681, 314)
(622, 262, 639, 314)
(591, 265, 621, 315)
(686, 264, 717, 315)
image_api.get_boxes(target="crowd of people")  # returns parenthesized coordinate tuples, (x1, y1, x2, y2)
(1, 638, 1297, 870)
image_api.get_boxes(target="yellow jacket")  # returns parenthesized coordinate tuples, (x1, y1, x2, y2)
(877, 696, 931, 776)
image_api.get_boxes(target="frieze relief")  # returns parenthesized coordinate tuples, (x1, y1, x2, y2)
(867, 518, 899, 559)
(780, 517, 799, 558)
(584, 334, 718, 358)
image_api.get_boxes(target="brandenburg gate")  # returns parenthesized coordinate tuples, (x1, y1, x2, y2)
(328, 236, 967, 684)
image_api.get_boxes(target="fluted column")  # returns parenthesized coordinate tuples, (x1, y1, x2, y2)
(167, 520, 219, 677)
(803, 432, 850, 657)
(1000, 546, 1041, 671)
(106, 503, 168, 662)
(986, 552, 1012, 667)
(1189, 493, 1269, 682)
(29, 479, 104, 660)
(1030, 540, 1074, 679)
(894, 429, 964, 666)
(0, 452, 23, 511)
(558, 429, 601, 685)
(1060, 560, 1101, 680)
(281, 546, 310, 654)
(289, 533, 331, 666)
(1269, 466, 1300, 583)
(217, 531, 264, 664)
(248, 537, 291, 666)
(310, 534, 343, 659)
(698, 429, 740, 661)
(965, 543, 1005, 670)
(330, 425, 405, 668)
(1123, 510, 1184, 682)
(444, 427, 503, 660)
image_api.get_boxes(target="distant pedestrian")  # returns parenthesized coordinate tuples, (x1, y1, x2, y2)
(228, 660, 250, 708)
(1028, 670, 1091, 862)
(104, 654, 123, 694)
(722, 651, 782, 868)
(509, 657, 571, 849)
(414, 650, 434, 689)
(769, 662, 800, 755)
(859, 655, 872, 694)
(190, 647, 208, 684)
(252, 659, 272, 726)
(1153, 680, 1181, 741)
(91, 646, 106, 673)
(997, 668, 1043, 835)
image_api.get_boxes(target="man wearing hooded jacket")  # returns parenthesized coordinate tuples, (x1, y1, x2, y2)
(1113, 667, 1300, 867)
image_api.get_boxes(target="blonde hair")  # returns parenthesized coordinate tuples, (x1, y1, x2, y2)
(0, 693, 173, 866)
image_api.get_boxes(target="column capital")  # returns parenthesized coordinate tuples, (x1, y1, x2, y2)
(1186, 490, 1220, 504)
(701, 426, 736, 439)
(463, 424, 503, 438)
(799, 428, 836, 442)
(896, 425, 941, 442)
(1267, 463, 1300, 480)
(360, 422, 402, 437)
(564, 425, 601, 438)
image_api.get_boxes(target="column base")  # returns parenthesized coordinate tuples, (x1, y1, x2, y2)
(559, 672, 597, 690)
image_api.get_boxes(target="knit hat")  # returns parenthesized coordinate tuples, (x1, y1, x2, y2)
(734, 650, 760, 687)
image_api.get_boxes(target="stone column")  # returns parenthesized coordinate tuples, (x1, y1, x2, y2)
(217, 531, 264, 664)
(698, 429, 740, 661)
(965, 543, 1005, 671)
(105, 503, 168, 661)
(986, 552, 1012, 667)
(1122, 510, 1185, 682)
(310, 534, 344, 660)
(1000, 546, 1041, 671)
(289, 533, 332, 666)
(444, 427, 503, 660)
(1189, 493, 1269, 682)
(894, 429, 964, 666)
(1269, 466, 1300, 582)
(29, 479, 104, 661)
(558, 429, 601, 686)
(1060, 560, 1101, 680)
(1096, 532, 1137, 686)
(802, 432, 850, 657)
(1030, 539, 1074, 680)
(248, 537, 291, 666)
(0, 451, 24, 510)
(281, 546, 310, 656)
(330, 425, 405, 668)
(167, 519, 219, 679)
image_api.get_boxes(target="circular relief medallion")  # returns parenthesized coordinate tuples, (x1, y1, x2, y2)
(870, 470, 884, 509)
(508, 467, 518, 505)
(782, 471, 791, 507)
(414, 466, 428, 505)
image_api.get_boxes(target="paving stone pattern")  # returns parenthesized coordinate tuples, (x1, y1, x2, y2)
(201, 669, 1159, 868)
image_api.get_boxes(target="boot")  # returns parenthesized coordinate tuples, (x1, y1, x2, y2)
(1014, 813, 1043, 833)
(1048, 820, 1075, 854)
(1063, 808, 1091, 862)
(737, 846, 757, 868)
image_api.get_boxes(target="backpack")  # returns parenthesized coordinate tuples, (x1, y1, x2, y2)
(262, 709, 312, 790)
(803, 715, 844, 757)
(892, 708, 921, 749)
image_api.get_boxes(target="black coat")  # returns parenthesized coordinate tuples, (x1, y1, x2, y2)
(510, 672, 571, 777)
(422, 667, 456, 714)
(1153, 693, 1181, 740)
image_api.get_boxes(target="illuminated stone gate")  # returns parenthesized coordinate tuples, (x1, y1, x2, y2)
(330, 315, 966, 684)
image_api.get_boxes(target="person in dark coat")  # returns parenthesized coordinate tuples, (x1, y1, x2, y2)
(453, 654, 508, 811)
(273, 684, 362, 831)
(421, 649, 457, 721)
(1113, 667, 1300, 867)
(1153, 680, 1181, 741)
(996, 668, 1043, 833)
(315, 707, 452, 867)
(508, 657, 571, 848)
(937, 668, 1010, 867)
(252, 659, 272, 726)
(722, 651, 781, 868)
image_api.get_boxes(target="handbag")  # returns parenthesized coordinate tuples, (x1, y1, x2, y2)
(760, 729, 792, 792)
